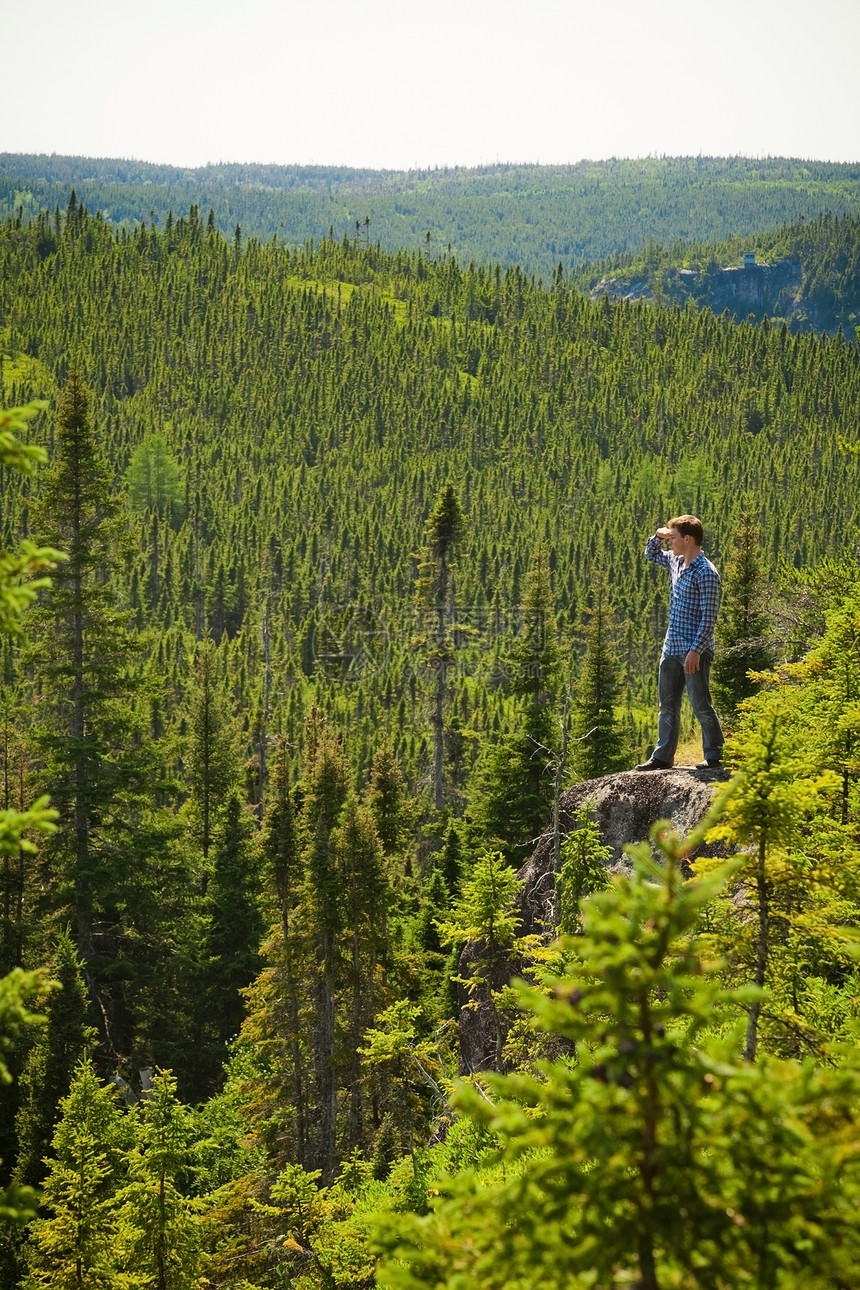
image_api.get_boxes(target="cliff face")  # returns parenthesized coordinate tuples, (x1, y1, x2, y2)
(591, 256, 848, 329)
(458, 767, 730, 1075)
(701, 259, 801, 317)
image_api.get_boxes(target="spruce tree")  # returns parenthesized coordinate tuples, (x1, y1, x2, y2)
(334, 795, 388, 1150)
(301, 727, 349, 1180)
(571, 573, 629, 780)
(200, 791, 263, 1085)
(247, 738, 309, 1166)
(711, 512, 776, 722)
(20, 1061, 129, 1289)
(0, 402, 61, 639)
(376, 825, 860, 1290)
(414, 483, 464, 811)
(116, 1070, 203, 1289)
(14, 931, 96, 1190)
(366, 740, 410, 860)
(436, 851, 523, 1072)
(185, 636, 241, 868)
(26, 372, 157, 1056)
(473, 545, 562, 862)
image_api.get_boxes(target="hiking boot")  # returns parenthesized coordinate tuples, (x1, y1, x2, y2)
(634, 758, 671, 771)
(696, 759, 722, 770)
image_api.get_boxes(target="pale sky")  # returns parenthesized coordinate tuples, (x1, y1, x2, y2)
(4, 0, 859, 170)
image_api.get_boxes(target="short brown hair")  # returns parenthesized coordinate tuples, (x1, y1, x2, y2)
(667, 514, 704, 545)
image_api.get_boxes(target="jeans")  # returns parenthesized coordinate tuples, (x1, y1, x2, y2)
(652, 652, 724, 765)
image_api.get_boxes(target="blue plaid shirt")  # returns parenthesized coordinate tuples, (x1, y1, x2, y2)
(645, 534, 721, 656)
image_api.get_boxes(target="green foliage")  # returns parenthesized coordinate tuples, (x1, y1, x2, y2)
(579, 209, 860, 334)
(20, 1061, 129, 1287)
(4, 202, 860, 797)
(414, 484, 464, 612)
(125, 432, 185, 517)
(0, 402, 63, 637)
(704, 624, 860, 1060)
(436, 852, 522, 952)
(7, 154, 860, 283)
(117, 1069, 204, 1290)
(25, 371, 180, 1066)
(414, 483, 465, 812)
(767, 579, 860, 823)
(0, 969, 53, 1226)
(375, 821, 860, 1290)
(711, 512, 777, 721)
(570, 573, 629, 779)
(5, 188, 860, 1286)
(14, 932, 96, 1190)
(555, 804, 611, 935)
(471, 545, 563, 862)
(198, 793, 263, 1089)
(186, 636, 242, 861)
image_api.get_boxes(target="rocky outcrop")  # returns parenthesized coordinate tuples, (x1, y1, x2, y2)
(518, 766, 730, 936)
(592, 258, 808, 326)
(458, 766, 730, 1074)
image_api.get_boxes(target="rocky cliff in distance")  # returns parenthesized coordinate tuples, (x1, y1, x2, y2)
(458, 766, 731, 1076)
(592, 258, 806, 325)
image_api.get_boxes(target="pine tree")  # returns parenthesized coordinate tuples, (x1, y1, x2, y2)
(201, 791, 263, 1082)
(414, 484, 464, 811)
(571, 573, 629, 780)
(20, 1061, 129, 1289)
(185, 636, 241, 868)
(26, 372, 156, 1056)
(116, 1069, 203, 1290)
(472, 546, 563, 862)
(14, 931, 96, 1190)
(711, 512, 776, 721)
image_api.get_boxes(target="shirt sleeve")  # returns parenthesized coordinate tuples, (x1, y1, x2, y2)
(645, 533, 670, 568)
(691, 565, 721, 653)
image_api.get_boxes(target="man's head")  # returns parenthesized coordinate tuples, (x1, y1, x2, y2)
(666, 514, 704, 547)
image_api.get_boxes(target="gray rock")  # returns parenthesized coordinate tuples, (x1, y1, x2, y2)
(519, 766, 730, 936)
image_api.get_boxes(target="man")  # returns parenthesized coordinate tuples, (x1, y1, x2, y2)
(635, 514, 724, 771)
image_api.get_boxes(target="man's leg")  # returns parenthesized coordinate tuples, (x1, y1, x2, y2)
(686, 652, 724, 763)
(651, 653, 685, 766)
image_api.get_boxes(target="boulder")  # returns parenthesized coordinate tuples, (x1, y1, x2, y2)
(518, 766, 730, 936)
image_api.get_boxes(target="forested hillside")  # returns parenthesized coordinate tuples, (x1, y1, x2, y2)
(3, 153, 860, 280)
(2, 198, 860, 1288)
(3, 198, 860, 772)
(2, 198, 859, 768)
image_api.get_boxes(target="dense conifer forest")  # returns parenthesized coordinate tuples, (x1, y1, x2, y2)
(4, 152, 860, 279)
(1, 193, 860, 1288)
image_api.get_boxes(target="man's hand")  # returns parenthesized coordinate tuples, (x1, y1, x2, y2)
(684, 649, 701, 674)
(656, 526, 672, 540)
